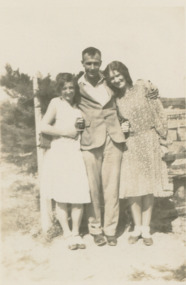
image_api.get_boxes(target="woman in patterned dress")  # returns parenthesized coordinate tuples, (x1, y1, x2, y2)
(40, 73, 90, 250)
(104, 61, 172, 246)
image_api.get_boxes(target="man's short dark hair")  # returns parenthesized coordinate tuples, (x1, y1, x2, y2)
(82, 47, 101, 59)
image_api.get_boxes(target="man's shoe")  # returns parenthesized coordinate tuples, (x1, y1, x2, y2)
(143, 237, 153, 246)
(106, 235, 117, 246)
(93, 234, 106, 246)
(128, 235, 141, 244)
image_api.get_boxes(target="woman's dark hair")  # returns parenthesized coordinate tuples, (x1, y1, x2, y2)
(103, 61, 133, 95)
(55, 73, 80, 105)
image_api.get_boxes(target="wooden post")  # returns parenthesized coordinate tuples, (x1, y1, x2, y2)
(33, 76, 43, 176)
(33, 75, 53, 233)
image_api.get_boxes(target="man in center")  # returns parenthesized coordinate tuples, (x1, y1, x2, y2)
(77, 47, 126, 246)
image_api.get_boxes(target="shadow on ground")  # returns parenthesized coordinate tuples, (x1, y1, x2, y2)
(129, 264, 186, 282)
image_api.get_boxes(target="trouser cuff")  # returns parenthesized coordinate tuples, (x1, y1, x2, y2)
(104, 230, 116, 236)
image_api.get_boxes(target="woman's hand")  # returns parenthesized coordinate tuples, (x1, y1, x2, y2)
(121, 121, 130, 133)
(75, 117, 85, 132)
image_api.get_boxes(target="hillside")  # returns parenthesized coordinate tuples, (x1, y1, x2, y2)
(161, 98, 186, 109)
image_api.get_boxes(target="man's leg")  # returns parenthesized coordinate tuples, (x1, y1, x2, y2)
(82, 147, 103, 235)
(102, 137, 123, 237)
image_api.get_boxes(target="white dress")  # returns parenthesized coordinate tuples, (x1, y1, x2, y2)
(40, 98, 91, 204)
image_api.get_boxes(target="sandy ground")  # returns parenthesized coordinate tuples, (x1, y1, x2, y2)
(2, 230, 186, 285)
(1, 159, 186, 285)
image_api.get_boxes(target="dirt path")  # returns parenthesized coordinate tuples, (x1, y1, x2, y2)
(1, 160, 186, 285)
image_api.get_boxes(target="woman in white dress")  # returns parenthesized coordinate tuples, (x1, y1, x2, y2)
(40, 73, 90, 250)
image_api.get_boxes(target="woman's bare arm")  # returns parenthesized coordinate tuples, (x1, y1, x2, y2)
(40, 99, 78, 138)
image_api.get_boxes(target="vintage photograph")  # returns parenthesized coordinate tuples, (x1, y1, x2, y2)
(0, 0, 185, 284)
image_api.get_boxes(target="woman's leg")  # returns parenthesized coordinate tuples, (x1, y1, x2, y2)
(71, 204, 86, 249)
(141, 194, 154, 245)
(56, 202, 71, 237)
(130, 196, 142, 235)
(127, 197, 142, 244)
(141, 194, 154, 227)
(71, 204, 84, 236)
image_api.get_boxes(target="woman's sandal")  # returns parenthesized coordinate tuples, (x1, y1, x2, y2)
(143, 237, 153, 246)
(74, 235, 86, 249)
(65, 236, 78, 250)
(128, 235, 141, 244)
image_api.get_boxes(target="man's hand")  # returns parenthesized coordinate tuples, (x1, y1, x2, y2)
(145, 80, 159, 99)
(121, 121, 130, 133)
(146, 89, 159, 99)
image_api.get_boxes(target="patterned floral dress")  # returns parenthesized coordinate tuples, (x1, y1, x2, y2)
(116, 80, 173, 198)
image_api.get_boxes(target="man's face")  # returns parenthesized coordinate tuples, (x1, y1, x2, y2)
(82, 53, 102, 80)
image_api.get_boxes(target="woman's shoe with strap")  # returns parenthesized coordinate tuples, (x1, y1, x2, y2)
(65, 235, 78, 250)
(74, 235, 86, 249)
(141, 226, 153, 246)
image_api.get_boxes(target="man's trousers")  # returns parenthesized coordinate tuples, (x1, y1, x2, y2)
(82, 135, 123, 236)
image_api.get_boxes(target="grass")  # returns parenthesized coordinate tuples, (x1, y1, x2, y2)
(129, 264, 186, 281)
(1, 157, 66, 246)
(152, 264, 186, 282)
(1, 179, 40, 237)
